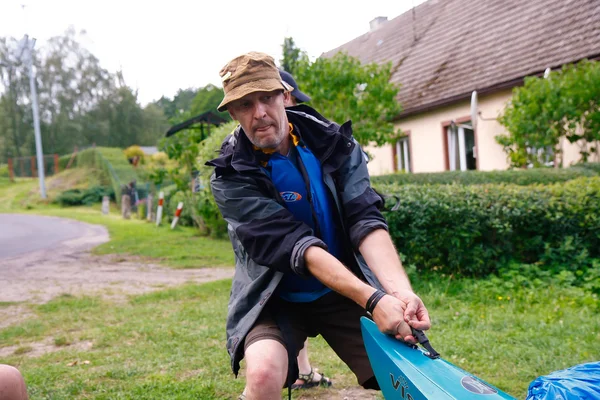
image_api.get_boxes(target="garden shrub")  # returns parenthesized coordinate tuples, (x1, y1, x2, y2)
(378, 177, 600, 277)
(55, 185, 114, 207)
(124, 145, 145, 165)
(372, 166, 597, 186)
(574, 161, 600, 174)
(0, 164, 8, 178)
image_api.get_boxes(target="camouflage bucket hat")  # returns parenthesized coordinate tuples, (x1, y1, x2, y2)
(217, 52, 292, 112)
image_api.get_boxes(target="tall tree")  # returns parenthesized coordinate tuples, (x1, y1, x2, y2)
(294, 51, 402, 146)
(280, 37, 306, 75)
(0, 37, 32, 160)
(154, 88, 199, 123)
(187, 84, 230, 121)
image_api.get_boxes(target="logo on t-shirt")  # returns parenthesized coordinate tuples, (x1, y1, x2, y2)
(280, 191, 302, 202)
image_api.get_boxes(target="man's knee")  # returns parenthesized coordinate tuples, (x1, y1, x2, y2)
(0, 364, 28, 400)
(245, 339, 288, 391)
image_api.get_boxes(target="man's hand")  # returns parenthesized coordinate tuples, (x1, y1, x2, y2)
(390, 289, 431, 332)
(371, 290, 431, 343)
(371, 294, 416, 343)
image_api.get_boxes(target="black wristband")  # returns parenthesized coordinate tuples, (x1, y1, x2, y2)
(365, 290, 386, 315)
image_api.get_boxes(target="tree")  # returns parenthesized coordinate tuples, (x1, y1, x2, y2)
(0, 37, 33, 160)
(187, 84, 230, 121)
(294, 52, 402, 146)
(0, 28, 171, 159)
(154, 88, 198, 123)
(498, 60, 600, 167)
(280, 37, 306, 76)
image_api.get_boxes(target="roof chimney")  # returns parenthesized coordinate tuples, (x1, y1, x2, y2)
(369, 16, 388, 32)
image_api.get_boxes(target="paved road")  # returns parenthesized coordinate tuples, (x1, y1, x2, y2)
(0, 214, 105, 259)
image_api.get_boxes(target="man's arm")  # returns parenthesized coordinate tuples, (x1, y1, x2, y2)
(331, 135, 431, 335)
(304, 245, 417, 341)
(359, 229, 431, 333)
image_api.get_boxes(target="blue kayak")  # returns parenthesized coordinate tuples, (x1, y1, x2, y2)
(360, 317, 516, 400)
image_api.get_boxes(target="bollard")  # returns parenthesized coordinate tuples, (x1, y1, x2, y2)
(156, 191, 164, 226)
(146, 194, 153, 221)
(101, 196, 110, 215)
(170, 202, 184, 229)
(121, 194, 131, 219)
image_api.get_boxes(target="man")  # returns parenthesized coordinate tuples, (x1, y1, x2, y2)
(279, 69, 332, 390)
(207, 52, 431, 400)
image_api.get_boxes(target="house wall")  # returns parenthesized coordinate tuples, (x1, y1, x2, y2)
(365, 88, 600, 176)
(366, 89, 514, 175)
(561, 137, 600, 166)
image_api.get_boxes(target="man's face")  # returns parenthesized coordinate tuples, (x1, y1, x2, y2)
(228, 90, 290, 151)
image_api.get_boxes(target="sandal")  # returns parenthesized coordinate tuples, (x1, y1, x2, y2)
(237, 394, 245, 400)
(291, 368, 333, 389)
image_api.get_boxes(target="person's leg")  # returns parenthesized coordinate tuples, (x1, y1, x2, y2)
(0, 365, 28, 400)
(293, 340, 332, 388)
(243, 339, 288, 400)
(240, 307, 307, 400)
(296, 340, 311, 375)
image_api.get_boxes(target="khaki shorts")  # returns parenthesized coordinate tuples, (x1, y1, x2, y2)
(244, 291, 379, 389)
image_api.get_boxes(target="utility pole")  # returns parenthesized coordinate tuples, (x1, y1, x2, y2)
(17, 34, 46, 198)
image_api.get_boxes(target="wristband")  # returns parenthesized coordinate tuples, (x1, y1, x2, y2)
(365, 289, 386, 315)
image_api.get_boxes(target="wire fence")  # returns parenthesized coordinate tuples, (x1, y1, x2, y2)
(8, 154, 60, 179)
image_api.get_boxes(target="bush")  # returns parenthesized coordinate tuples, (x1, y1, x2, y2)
(0, 164, 8, 178)
(124, 145, 145, 159)
(372, 166, 597, 186)
(378, 177, 600, 277)
(575, 162, 600, 175)
(55, 185, 115, 207)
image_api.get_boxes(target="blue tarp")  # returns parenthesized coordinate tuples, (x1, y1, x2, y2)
(526, 361, 600, 400)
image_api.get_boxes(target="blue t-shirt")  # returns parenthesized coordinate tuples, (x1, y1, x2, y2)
(263, 135, 341, 302)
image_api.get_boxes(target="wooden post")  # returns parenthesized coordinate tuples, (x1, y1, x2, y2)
(31, 156, 37, 178)
(146, 193, 153, 221)
(54, 154, 59, 174)
(7, 158, 14, 181)
(121, 194, 131, 219)
(101, 196, 110, 215)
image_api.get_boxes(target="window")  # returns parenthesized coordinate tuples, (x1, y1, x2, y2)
(395, 136, 411, 172)
(446, 122, 476, 171)
(526, 146, 555, 168)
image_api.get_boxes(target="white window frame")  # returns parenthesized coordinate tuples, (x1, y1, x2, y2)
(447, 122, 475, 171)
(395, 136, 411, 172)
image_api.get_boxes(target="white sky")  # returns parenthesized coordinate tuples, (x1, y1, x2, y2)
(1, 0, 426, 105)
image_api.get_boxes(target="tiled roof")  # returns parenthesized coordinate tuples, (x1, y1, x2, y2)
(323, 0, 600, 118)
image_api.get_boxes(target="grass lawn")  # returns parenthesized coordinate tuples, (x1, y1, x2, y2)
(1, 178, 599, 399)
(1, 276, 598, 399)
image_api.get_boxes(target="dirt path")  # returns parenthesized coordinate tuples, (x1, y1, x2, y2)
(0, 219, 234, 328)
(0, 218, 379, 399)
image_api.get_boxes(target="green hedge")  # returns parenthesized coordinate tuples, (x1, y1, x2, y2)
(378, 177, 600, 277)
(0, 164, 8, 178)
(372, 165, 598, 186)
(55, 186, 115, 207)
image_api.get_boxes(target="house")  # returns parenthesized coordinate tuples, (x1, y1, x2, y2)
(323, 0, 600, 175)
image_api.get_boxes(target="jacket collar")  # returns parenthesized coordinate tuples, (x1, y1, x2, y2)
(206, 105, 355, 177)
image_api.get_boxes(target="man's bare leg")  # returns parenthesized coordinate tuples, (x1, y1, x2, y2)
(243, 339, 288, 400)
(0, 365, 28, 400)
(294, 340, 330, 387)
